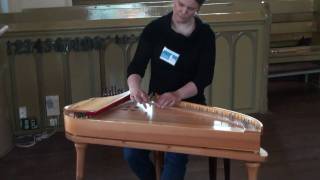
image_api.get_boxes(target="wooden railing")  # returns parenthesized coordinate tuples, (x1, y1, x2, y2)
(268, 0, 320, 83)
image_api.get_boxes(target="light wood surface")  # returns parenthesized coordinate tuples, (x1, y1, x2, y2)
(64, 91, 130, 116)
(64, 92, 267, 180)
(65, 98, 263, 152)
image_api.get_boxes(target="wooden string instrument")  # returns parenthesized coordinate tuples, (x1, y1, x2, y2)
(64, 91, 264, 153)
(64, 91, 267, 180)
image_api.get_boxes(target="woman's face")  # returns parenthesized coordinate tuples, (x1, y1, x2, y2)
(172, 0, 200, 23)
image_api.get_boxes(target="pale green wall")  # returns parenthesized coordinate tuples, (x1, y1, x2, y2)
(1, 0, 72, 13)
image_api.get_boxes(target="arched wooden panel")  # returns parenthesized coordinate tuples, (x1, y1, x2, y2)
(41, 53, 65, 95)
(12, 54, 41, 128)
(39, 52, 67, 127)
(104, 43, 126, 89)
(210, 33, 232, 109)
(234, 32, 256, 110)
(69, 51, 100, 102)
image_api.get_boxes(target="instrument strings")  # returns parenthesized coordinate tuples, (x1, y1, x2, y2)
(102, 86, 128, 97)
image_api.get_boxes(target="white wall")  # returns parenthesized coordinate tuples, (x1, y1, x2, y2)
(1, 0, 72, 13)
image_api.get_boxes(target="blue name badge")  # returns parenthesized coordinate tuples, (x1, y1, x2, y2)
(159, 47, 180, 66)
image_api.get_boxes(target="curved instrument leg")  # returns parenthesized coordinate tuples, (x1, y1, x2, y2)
(75, 143, 88, 180)
(245, 162, 260, 180)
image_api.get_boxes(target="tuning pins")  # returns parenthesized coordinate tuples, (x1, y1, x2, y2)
(102, 86, 127, 97)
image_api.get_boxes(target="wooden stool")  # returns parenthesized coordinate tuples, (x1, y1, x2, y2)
(154, 151, 230, 180)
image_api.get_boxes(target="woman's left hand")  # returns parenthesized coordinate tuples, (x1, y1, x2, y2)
(155, 92, 181, 109)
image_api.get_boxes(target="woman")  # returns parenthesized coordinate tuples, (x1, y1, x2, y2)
(125, 0, 215, 179)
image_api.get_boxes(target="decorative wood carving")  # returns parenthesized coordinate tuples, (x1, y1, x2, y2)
(6, 35, 138, 55)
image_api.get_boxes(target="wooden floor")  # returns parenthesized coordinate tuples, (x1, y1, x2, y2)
(0, 79, 320, 180)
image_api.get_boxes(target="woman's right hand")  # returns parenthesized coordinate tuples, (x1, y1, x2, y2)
(127, 74, 149, 104)
(129, 88, 149, 104)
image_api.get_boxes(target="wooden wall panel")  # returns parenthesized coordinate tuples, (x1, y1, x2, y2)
(69, 51, 100, 102)
(0, 68, 13, 157)
(210, 35, 232, 108)
(234, 33, 256, 111)
(12, 54, 41, 128)
(104, 43, 127, 89)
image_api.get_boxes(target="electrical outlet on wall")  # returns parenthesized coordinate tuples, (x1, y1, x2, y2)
(45, 95, 60, 116)
(19, 106, 27, 119)
(49, 117, 58, 127)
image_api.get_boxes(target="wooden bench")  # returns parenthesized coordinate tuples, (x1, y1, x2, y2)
(268, 0, 320, 85)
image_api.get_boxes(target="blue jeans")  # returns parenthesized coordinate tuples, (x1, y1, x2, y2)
(123, 148, 188, 180)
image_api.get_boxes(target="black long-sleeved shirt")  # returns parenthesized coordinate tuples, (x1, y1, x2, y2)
(127, 12, 215, 104)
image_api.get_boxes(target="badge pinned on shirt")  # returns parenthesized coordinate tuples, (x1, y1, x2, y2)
(159, 46, 180, 66)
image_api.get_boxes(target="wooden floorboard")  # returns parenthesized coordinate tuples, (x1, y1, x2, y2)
(0, 79, 320, 180)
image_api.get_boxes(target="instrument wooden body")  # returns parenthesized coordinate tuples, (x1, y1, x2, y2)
(64, 92, 268, 180)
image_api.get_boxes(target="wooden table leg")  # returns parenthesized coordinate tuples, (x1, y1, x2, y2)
(75, 143, 87, 180)
(246, 162, 260, 180)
